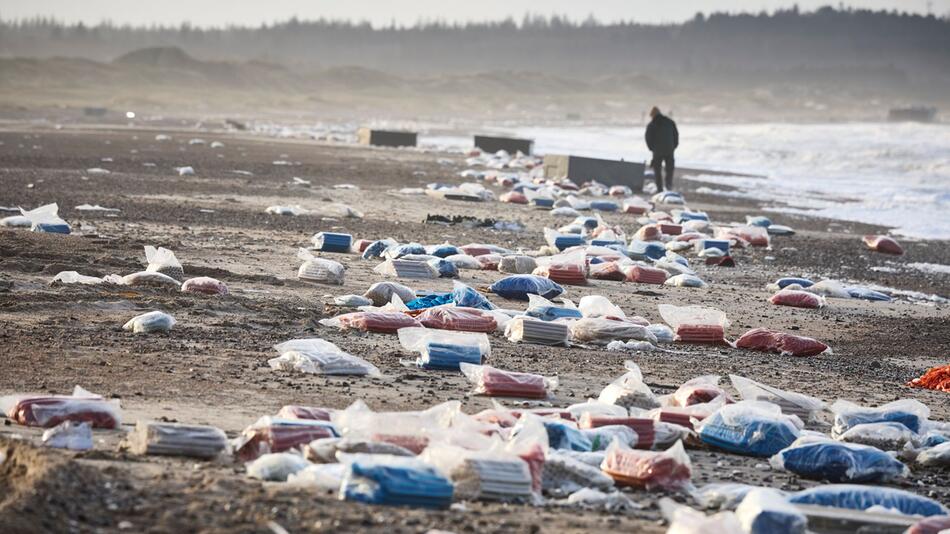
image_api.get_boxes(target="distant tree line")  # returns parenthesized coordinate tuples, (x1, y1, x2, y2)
(0, 7, 947, 80)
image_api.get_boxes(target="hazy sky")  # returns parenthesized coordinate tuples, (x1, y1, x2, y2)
(1, 0, 947, 27)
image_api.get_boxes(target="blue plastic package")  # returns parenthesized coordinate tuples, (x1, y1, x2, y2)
(698, 403, 800, 457)
(427, 244, 461, 258)
(695, 239, 731, 254)
(343, 459, 454, 509)
(676, 211, 710, 223)
(406, 293, 453, 310)
(590, 239, 625, 248)
(362, 240, 392, 260)
(736, 489, 806, 534)
(452, 282, 496, 310)
(775, 277, 814, 289)
(389, 243, 426, 259)
(532, 197, 555, 208)
(832, 399, 928, 436)
(553, 235, 586, 251)
(846, 287, 892, 302)
(788, 485, 949, 517)
(312, 232, 353, 253)
(33, 223, 71, 234)
(489, 275, 564, 301)
(429, 259, 459, 279)
(590, 200, 619, 212)
(525, 305, 583, 322)
(746, 216, 773, 228)
(772, 440, 908, 483)
(420, 342, 483, 370)
(574, 216, 599, 229)
(544, 421, 592, 452)
(628, 240, 666, 261)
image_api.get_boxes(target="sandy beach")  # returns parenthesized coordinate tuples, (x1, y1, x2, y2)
(1, 124, 948, 533)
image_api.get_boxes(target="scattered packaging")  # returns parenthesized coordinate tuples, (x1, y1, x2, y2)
(569, 317, 656, 345)
(320, 311, 422, 334)
(1, 386, 120, 429)
(269, 338, 380, 376)
(697, 401, 801, 457)
(658, 304, 729, 344)
(863, 235, 904, 255)
(729, 375, 824, 421)
(771, 437, 908, 482)
(735, 328, 829, 357)
(144, 245, 184, 280)
(41, 421, 94, 451)
(363, 281, 415, 307)
(234, 416, 339, 461)
(181, 277, 229, 296)
(769, 289, 825, 309)
(340, 454, 454, 509)
(787, 484, 948, 517)
(123, 311, 176, 333)
(600, 440, 692, 491)
(312, 232, 353, 253)
(246, 452, 310, 481)
(598, 361, 659, 410)
(831, 399, 929, 437)
(735, 488, 807, 534)
(297, 249, 345, 285)
(127, 420, 228, 459)
(498, 255, 538, 274)
(505, 316, 571, 346)
(460, 363, 557, 399)
(398, 327, 489, 371)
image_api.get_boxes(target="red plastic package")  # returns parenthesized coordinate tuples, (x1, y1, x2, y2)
(276, 405, 334, 421)
(235, 417, 338, 461)
(634, 224, 662, 241)
(460, 363, 556, 399)
(624, 265, 668, 284)
(589, 261, 627, 281)
(674, 232, 705, 242)
(353, 239, 374, 253)
(416, 306, 497, 333)
(579, 415, 656, 449)
(328, 312, 422, 333)
(533, 262, 587, 286)
(735, 328, 829, 357)
(518, 443, 546, 492)
(600, 441, 692, 490)
(718, 226, 770, 247)
(181, 276, 229, 296)
(769, 289, 825, 309)
(500, 191, 529, 204)
(476, 254, 503, 271)
(676, 324, 725, 344)
(460, 244, 493, 257)
(6, 395, 120, 429)
(863, 235, 904, 255)
(670, 376, 728, 407)
(660, 223, 682, 236)
(371, 433, 429, 454)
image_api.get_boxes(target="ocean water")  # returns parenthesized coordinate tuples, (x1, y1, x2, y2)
(428, 123, 950, 240)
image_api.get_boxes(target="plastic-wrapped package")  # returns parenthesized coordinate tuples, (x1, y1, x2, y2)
(268, 346, 380, 376)
(578, 415, 656, 450)
(607, 340, 656, 352)
(320, 311, 421, 334)
(374, 258, 439, 279)
(500, 191, 528, 204)
(582, 425, 638, 451)
(847, 286, 893, 301)
(628, 240, 667, 261)
(398, 327, 489, 370)
(460, 362, 557, 399)
(831, 399, 929, 437)
(498, 255, 537, 274)
(127, 420, 228, 459)
(693, 483, 767, 510)
(305, 437, 415, 462)
(544, 420, 594, 451)
(384, 242, 426, 260)
(340, 454, 454, 509)
(543, 451, 616, 495)
(123, 311, 176, 333)
(697, 401, 801, 457)
(277, 405, 334, 421)
(41, 421, 93, 450)
(266, 205, 306, 216)
(591, 200, 619, 212)
(773, 277, 814, 289)
(622, 197, 652, 214)
(476, 253, 503, 271)
(334, 294, 372, 307)
(745, 216, 772, 228)
(544, 228, 586, 251)
(601, 440, 692, 490)
(363, 281, 415, 307)
(533, 251, 588, 286)
(234, 416, 339, 461)
(332, 401, 460, 454)
(452, 281, 496, 310)
(525, 294, 583, 321)
(505, 316, 571, 346)
(771, 437, 908, 482)
(1, 214, 31, 227)
(490, 275, 564, 301)
(735, 328, 829, 357)
(863, 235, 904, 255)
(598, 361, 659, 410)
(246, 452, 310, 481)
(569, 318, 657, 345)
(50, 271, 109, 285)
(670, 376, 728, 407)
(624, 265, 668, 285)
(914, 440, 950, 467)
(180, 276, 229, 296)
(144, 245, 184, 280)
(588, 261, 626, 281)
(577, 295, 624, 319)
(837, 422, 918, 450)
(634, 224, 663, 242)
(444, 254, 482, 270)
(460, 243, 501, 257)
(663, 501, 744, 534)
(287, 463, 346, 491)
(20, 203, 71, 234)
(658, 304, 729, 344)
(649, 403, 720, 431)
(729, 375, 824, 421)
(769, 289, 825, 309)
(1, 385, 121, 429)
(425, 243, 460, 258)
(297, 248, 345, 285)
(362, 238, 396, 260)
(648, 324, 675, 343)
(787, 484, 948, 517)
(121, 271, 181, 288)
(806, 279, 851, 299)
(423, 445, 533, 502)
(311, 232, 353, 253)
(906, 515, 950, 534)
(416, 307, 497, 333)
(665, 274, 706, 288)
(735, 488, 806, 534)
(352, 238, 374, 253)
(718, 225, 770, 247)
(660, 223, 682, 236)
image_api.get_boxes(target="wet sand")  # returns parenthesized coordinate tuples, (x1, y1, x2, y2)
(0, 125, 947, 533)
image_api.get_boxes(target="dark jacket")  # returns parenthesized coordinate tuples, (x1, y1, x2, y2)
(645, 113, 679, 155)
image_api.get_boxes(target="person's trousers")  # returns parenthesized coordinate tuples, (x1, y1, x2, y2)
(651, 153, 675, 191)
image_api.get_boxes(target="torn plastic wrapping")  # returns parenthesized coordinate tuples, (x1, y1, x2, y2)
(598, 361, 660, 410)
(569, 318, 657, 345)
(234, 416, 339, 462)
(332, 400, 459, 454)
(735, 488, 807, 534)
(20, 202, 71, 234)
(297, 248, 345, 285)
(770, 437, 908, 483)
(600, 439, 692, 491)
(460, 363, 557, 399)
(123, 311, 176, 333)
(533, 249, 588, 285)
(180, 276, 229, 296)
(729, 375, 825, 422)
(397, 327, 489, 370)
(320, 311, 421, 334)
(544, 227, 586, 251)
(581, 424, 638, 451)
(1, 385, 121, 429)
(362, 238, 397, 260)
(863, 234, 904, 255)
(787, 484, 948, 517)
(658, 304, 729, 344)
(444, 254, 482, 270)
(769, 289, 826, 309)
(697, 401, 801, 457)
(831, 399, 929, 437)
(498, 255, 537, 274)
(144, 245, 184, 280)
(577, 295, 624, 319)
(287, 463, 347, 492)
(735, 328, 829, 357)
(127, 420, 229, 459)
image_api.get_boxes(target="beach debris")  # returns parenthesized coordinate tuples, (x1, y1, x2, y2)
(266, 205, 307, 216)
(19, 203, 70, 233)
(735, 488, 807, 534)
(268, 338, 380, 376)
(75, 204, 120, 212)
(863, 234, 904, 255)
(770, 437, 908, 483)
(175, 166, 195, 176)
(144, 245, 184, 280)
(769, 289, 825, 309)
(312, 232, 353, 253)
(41, 421, 94, 451)
(181, 276, 229, 296)
(735, 328, 829, 357)
(320, 311, 421, 334)
(297, 249, 345, 285)
(123, 311, 176, 334)
(907, 364, 950, 392)
(1, 385, 121, 429)
(127, 421, 228, 459)
(460, 362, 557, 399)
(658, 304, 729, 344)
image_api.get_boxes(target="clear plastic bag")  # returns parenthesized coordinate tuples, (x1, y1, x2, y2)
(582, 425, 638, 451)
(297, 248, 345, 285)
(735, 328, 829, 357)
(246, 452, 310, 481)
(836, 422, 918, 450)
(305, 437, 415, 463)
(648, 324, 675, 343)
(787, 484, 948, 517)
(444, 254, 482, 270)
(334, 294, 372, 307)
(362, 238, 397, 260)
(269, 346, 380, 376)
(420, 445, 533, 502)
(373, 258, 439, 279)
(505, 316, 571, 346)
(460, 362, 557, 399)
(180, 276, 229, 296)
(662, 501, 744, 534)
(729, 375, 824, 422)
(144, 245, 184, 280)
(806, 279, 851, 299)
(127, 420, 229, 459)
(696, 401, 801, 457)
(771, 437, 908, 483)
(42, 421, 93, 451)
(398, 327, 490, 370)
(735, 488, 807, 534)
(693, 483, 767, 510)
(598, 361, 659, 410)
(658, 304, 729, 344)
(831, 399, 929, 437)
(20, 202, 70, 234)
(533, 249, 588, 285)
(569, 317, 657, 345)
(525, 294, 583, 321)
(416, 306, 497, 333)
(363, 281, 415, 307)
(277, 405, 334, 421)
(498, 255, 537, 274)
(452, 281, 495, 310)
(123, 311, 176, 333)
(916, 441, 950, 467)
(600, 439, 692, 491)
(311, 232, 353, 253)
(578, 295, 625, 319)
(121, 271, 181, 288)
(320, 311, 421, 334)
(384, 242, 426, 260)
(1, 385, 121, 429)
(287, 463, 347, 492)
(665, 274, 707, 288)
(332, 400, 459, 454)
(234, 416, 339, 461)
(543, 451, 615, 495)
(50, 271, 108, 285)
(544, 420, 593, 452)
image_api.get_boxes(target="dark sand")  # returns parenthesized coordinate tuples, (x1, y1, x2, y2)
(0, 125, 947, 533)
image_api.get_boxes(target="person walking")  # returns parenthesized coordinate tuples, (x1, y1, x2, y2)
(645, 106, 679, 191)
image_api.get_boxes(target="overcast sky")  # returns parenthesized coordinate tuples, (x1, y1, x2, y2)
(1, 0, 947, 27)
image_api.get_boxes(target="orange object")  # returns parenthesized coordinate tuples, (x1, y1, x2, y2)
(907, 365, 950, 393)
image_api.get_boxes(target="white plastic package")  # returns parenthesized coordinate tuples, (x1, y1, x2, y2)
(41, 421, 93, 451)
(598, 361, 659, 409)
(123, 311, 176, 333)
(144, 245, 184, 280)
(269, 338, 380, 376)
(498, 255, 538, 274)
(50, 271, 108, 285)
(121, 271, 181, 288)
(286, 463, 347, 492)
(245, 452, 311, 481)
(665, 274, 707, 288)
(729, 375, 825, 422)
(916, 441, 950, 467)
(578, 295, 625, 319)
(297, 248, 345, 285)
(836, 422, 918, 451)
(334, 294, 372, 307)
(661, 499, 744, 534)
(569, 318, 657, 345)
(543, 451, 615, 495)
(648, 324, 675, 343)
